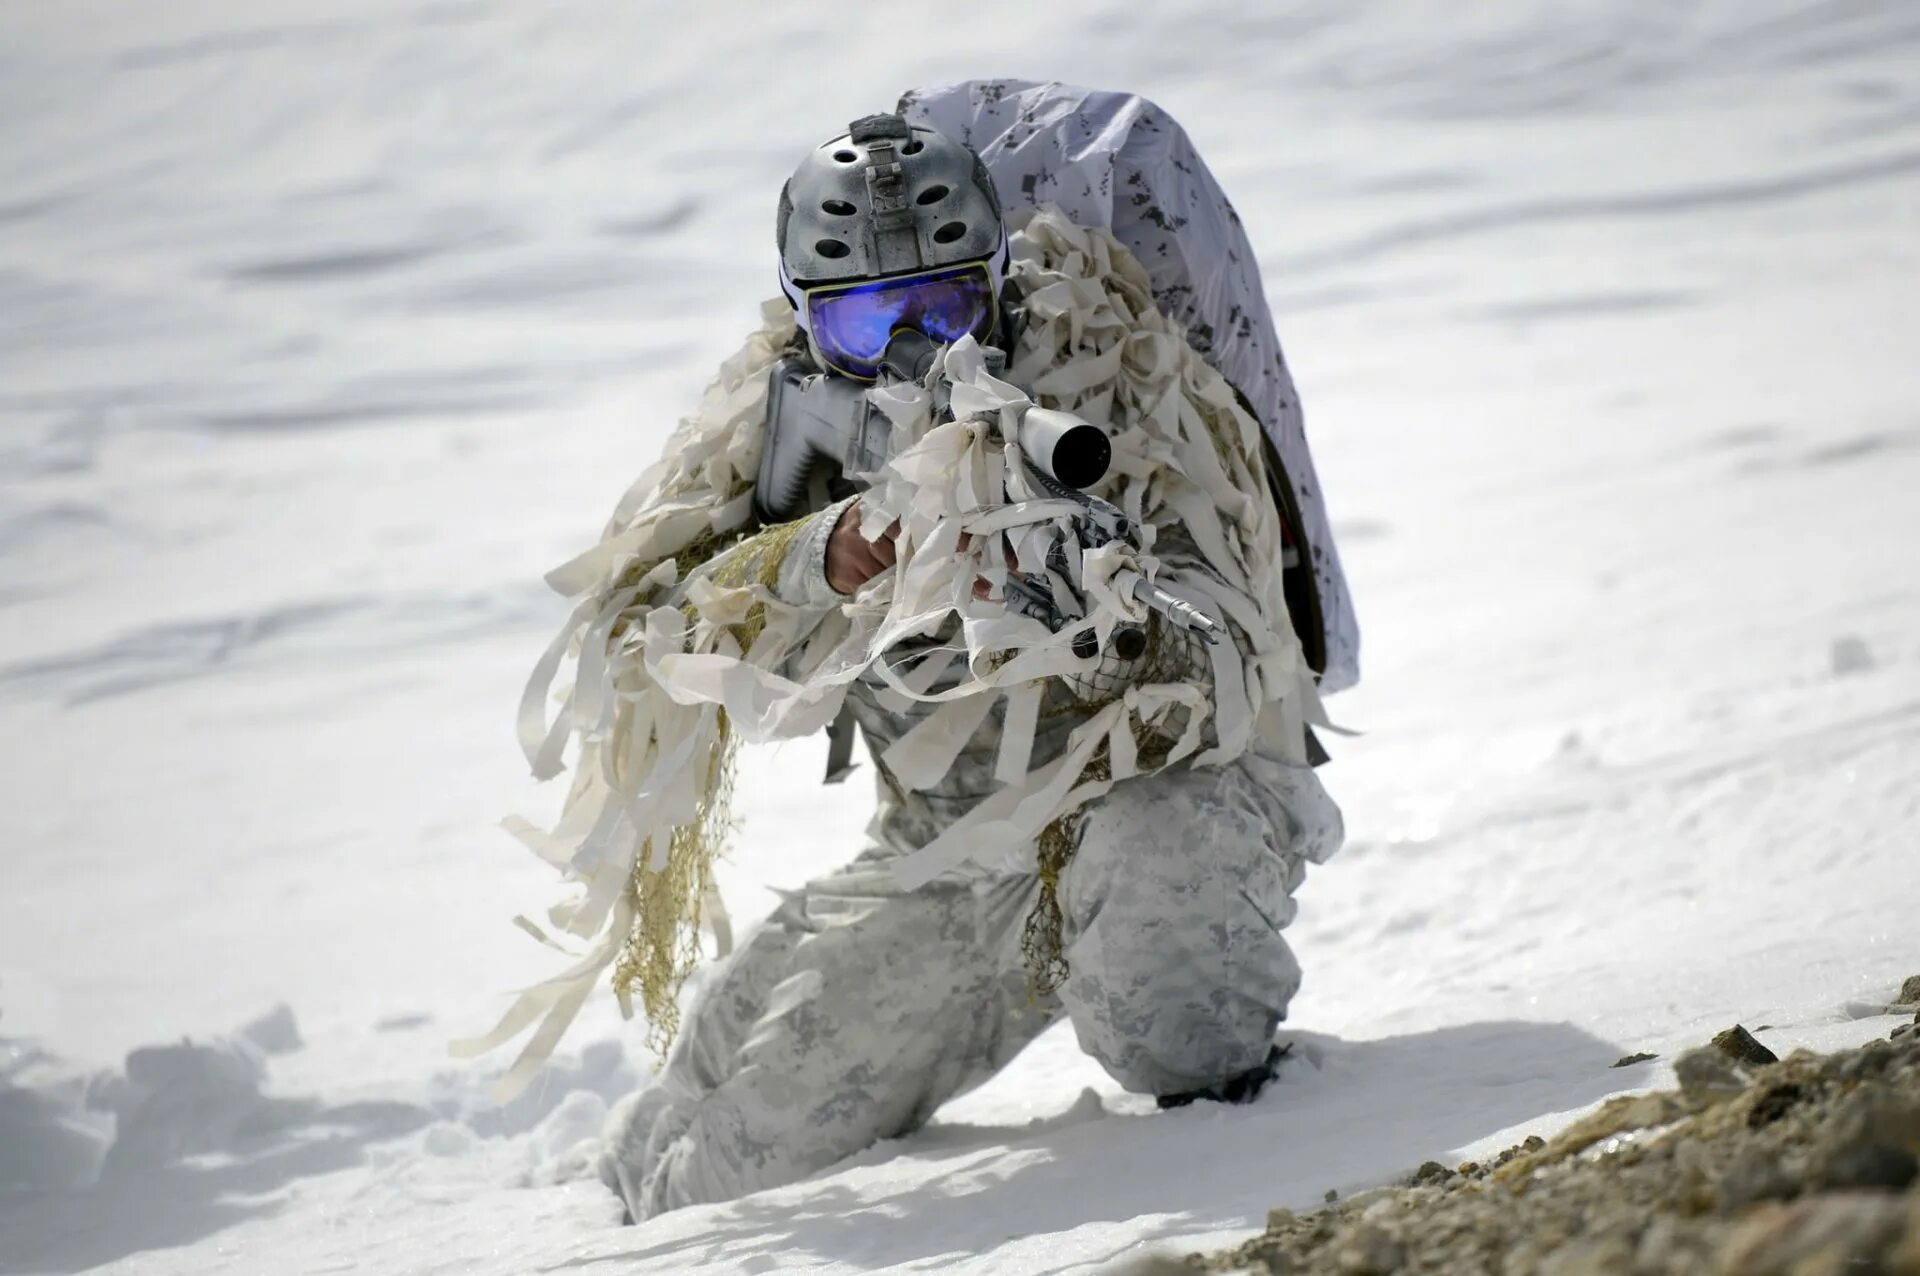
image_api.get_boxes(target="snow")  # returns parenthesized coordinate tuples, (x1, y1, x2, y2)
(2, 1, 1917, 1272)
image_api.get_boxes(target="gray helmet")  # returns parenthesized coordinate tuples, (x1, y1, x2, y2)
(777, 113, 1005, 295)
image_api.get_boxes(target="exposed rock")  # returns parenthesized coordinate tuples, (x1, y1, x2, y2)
(1484, 1089, 1687, 1189)
(1893, 1192, 1920, 1270)
(1748, 1081, 1808, 1129)
(1536, 1232, 1634, 1276)
(1674, 1047, 1751, 1105)
(1838, 1040, 1898, 1082)
(1900, 975, 1920, 1006)
(1199, 1031, 1920, 1276)
(1711, 1024, 1779, 1067)
(1332, 1223, 1403, 1274)
(1718, 1148, 1800, 1210)
(1716, 1192, 1910, 1275)
(1814, 1141, 1918, 1194)
(1611, 1051, 1657, 1068)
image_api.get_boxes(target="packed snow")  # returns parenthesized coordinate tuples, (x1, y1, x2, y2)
(3, 2, 1917, 1272)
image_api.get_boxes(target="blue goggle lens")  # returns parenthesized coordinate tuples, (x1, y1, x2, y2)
(806, 265, 994, 379)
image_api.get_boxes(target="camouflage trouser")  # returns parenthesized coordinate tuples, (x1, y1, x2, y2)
(599, 748, 1342, 1222)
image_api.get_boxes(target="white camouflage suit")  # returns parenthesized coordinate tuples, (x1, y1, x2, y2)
(599, 476, 1346, 1221)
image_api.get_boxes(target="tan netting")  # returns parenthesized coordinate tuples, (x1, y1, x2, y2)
(611, 713, 738, 1056)
(613, 514, 813, 1048)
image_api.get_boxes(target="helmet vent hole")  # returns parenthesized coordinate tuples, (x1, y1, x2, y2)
(902, 139, 924, 155)
(832, 149, 858, 163)
(932, 221, 967, 245)
(915, 184, 949, 206)
(821, 199, 856, 216)
(814, 238, 850, 260)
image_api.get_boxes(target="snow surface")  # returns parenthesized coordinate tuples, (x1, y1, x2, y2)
(3, 2, 1918, 1272)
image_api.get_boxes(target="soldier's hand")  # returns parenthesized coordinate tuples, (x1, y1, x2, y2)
(825, 499, 900, 595)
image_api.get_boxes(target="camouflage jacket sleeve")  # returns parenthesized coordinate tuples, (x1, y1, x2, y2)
(669, 494, 853, 614)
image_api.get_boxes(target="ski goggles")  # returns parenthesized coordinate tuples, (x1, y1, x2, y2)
(794, 262, 998, 381)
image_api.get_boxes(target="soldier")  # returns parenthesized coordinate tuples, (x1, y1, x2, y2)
(594, 108, 1349, 1223)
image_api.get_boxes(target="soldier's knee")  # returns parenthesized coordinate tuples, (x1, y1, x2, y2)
(1059, 899, 1300, 1096)
(1057, 761, 1308, 1097)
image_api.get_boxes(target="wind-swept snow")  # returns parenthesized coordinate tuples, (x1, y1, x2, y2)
(2, 2, 1917, 1272)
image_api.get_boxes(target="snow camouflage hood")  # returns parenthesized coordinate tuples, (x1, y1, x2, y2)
(900, 79, 1361, 693)
(458, 209, 1333, 1097)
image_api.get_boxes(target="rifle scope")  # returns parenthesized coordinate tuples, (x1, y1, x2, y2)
(1019, 408, 1111, 490)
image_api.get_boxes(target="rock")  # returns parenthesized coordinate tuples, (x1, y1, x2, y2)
(1900, 974, 1920, 1005)
(1711, 1025, 1778, 1067)
(1634, 1217, 1681, 1267)
(1888, 1192, 1920, 1271)
(1837, 1040, 1895, 1082)
(1715, 1192, 1909, 1275)
(1266, 1206, 1299, 1232)
(1538, 1232, 1635, 1276)
(1251, 1250, 1292, 1276)
(1676, 1046, 1751, 1104)
(1204, 1029, 1920, 1276)
(1813, 1141, 1917, 1193)
(1494, 1092, 1685, 1185)
(1805, 1086, 1920, 1195)
(1747, 1081, 1807, 1129)
(1612, 1051, 1658, 1068)
(1674, 1138, 1715, 1179)
(1839, 1088, 1920, 1152)
(1342, 1187, 1397, 1215)
(1633, 1215, 1718, 1273)
(1717, 1149, 1799, 1211)
(1334, 1224, 1404, 1274)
